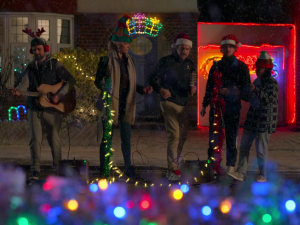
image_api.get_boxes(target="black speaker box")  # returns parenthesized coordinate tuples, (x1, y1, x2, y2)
(58, 159, 89, 183)
(180, 160, 214, 183)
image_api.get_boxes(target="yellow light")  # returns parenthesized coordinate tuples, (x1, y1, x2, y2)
(201, 171, 204, 175)
(126, 178, 130, 183)
(98, 179, 108, 190)
(135, 181, 138, 185)
(145, 183, 147, 187)
(220, 200, 232, 214)
(67, 199, 78, 211)
(169, 184, 171, 187)
(214, 131, 219, 134)
(211, 157, 216, 161)
(173, 189, 183, 200)
(211, 140, 214, 143)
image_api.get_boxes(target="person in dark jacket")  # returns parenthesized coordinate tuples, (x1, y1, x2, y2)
(200, 34, 251, 174)
(94, 16, 152, 179)
(149, 33, 197, 181)
(13, 29, 76, 180)
(228, 51, 279, 182)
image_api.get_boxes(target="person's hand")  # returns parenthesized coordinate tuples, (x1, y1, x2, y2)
(160, 88, 172, 99)
(190, 86, 197, 95)
(200, 107, 206, 117)
(12, 88, 21, 96)
(143, 86, 153, 95)
(220, 88, 230, 96)
(249, 84, 256, 92)
(51, 94, 60, 104)
(232, 86, 241, 95)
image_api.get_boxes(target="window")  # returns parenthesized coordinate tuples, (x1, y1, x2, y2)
(162, 35, 172, 57)
(0, 17, 3, 43)
(11, 17, 28, 43)
(57, 19, 70, 44)
(38, 20, 50, 41)
(130, 37, 153, 55)
(13, 47, 27, 87)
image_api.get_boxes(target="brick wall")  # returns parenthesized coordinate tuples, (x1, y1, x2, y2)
(0, 0, 77, 14)
(75, 12, 199, 122)
(75, 13, 198, 63)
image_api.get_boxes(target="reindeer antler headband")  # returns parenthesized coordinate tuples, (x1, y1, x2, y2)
(22, 27, 46, 38)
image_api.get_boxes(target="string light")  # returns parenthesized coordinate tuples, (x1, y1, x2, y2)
(8, 105, 27, 121)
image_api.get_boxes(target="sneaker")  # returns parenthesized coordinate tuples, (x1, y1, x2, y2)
(227, 166, 235, 174)
(228, 171, 244, 181)
(256, 175, 267, 182)
(30, 171, 40, 180)
(166, 170, 181, 181)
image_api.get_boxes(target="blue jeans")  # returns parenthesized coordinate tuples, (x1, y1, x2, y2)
(237, 129, 270, 176)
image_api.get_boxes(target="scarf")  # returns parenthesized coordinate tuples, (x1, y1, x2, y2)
(106, 50, 137, 125)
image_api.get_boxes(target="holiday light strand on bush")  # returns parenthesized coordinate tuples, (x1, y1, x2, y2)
(1, 164, 300, 225)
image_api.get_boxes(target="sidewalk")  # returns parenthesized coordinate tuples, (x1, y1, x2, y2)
(0, 127, 299, 172)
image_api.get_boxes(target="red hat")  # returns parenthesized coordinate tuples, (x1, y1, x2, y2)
(255, 51, 274, 69)
(171, 33, 193, 49)
(221, 34, 242, 47)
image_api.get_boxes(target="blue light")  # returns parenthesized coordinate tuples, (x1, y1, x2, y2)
(245, 222, 254, 225)
(285, 200, 296, 212)
(251, 182, 270, 196)
(180, 184, 189, 193)
(89, 183, 98, 193)
(114, 206, 126, 219)
(201, 206, 212, 216)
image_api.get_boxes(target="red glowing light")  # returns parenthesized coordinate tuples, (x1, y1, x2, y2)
(43, 182, 52, 191)
(40, 203, 51, 213)
(126, 200, 134, 209)
(197, 22, 296, 125)
(140, 200, 150, 210)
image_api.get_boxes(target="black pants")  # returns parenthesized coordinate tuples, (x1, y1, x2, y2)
(223, 112, 240, 167)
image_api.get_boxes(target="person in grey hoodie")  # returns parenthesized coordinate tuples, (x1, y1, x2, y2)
(13, 31, 76, 180)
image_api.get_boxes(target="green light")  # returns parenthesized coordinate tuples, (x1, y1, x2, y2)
(14, 69, 17, 71)
(84, 160, 86, 163)
(262, 214, 272, 223)
(17, 217, 29, 225)
(208, 160, 211, 163)
(148, 222, 158, 225)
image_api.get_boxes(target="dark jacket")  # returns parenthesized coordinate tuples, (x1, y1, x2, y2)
(148, 52, 195, 106)
(202, 56, 250, 114)
(17, 55, 76, 112)
(94, 55, 144, 112)
(242, 72, 279, 133)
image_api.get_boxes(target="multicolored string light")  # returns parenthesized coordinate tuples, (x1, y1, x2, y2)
(8, 105, 27, 121)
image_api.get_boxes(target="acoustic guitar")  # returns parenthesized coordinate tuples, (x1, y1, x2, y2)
(1, 82, 76, 114)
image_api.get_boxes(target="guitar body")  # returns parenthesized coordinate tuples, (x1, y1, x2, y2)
(38, 82, 76, 114)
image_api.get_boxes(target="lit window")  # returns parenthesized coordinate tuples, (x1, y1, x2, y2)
(57, 19, 70, 44)
(11, 17, 28, 43)
(38, 20, 50, 41)
(13, 46, 27, 87)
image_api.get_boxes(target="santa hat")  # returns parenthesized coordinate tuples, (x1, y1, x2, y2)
(112, 15, 132, 43)
(255, 51, 274, 69)
(221, 34, 242, 47)
(171, 33, 192, 49)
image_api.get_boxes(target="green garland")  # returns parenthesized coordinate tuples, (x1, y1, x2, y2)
(102, 77, 113, 176)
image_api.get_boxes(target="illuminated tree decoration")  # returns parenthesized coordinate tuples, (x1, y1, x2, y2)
(102, 78, 114, 176)
(144, 17, 163, 37)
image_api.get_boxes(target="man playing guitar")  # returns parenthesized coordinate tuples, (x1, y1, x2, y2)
(13, 28, 76, 180)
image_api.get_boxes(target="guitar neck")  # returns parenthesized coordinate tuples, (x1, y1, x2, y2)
(19, 91, 41, 97)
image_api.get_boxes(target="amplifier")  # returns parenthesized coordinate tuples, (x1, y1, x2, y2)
(58, 159, 89, 183)
(180, 160, 214, 183)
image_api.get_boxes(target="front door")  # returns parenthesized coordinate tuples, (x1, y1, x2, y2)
(129, 36, 160, 119)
